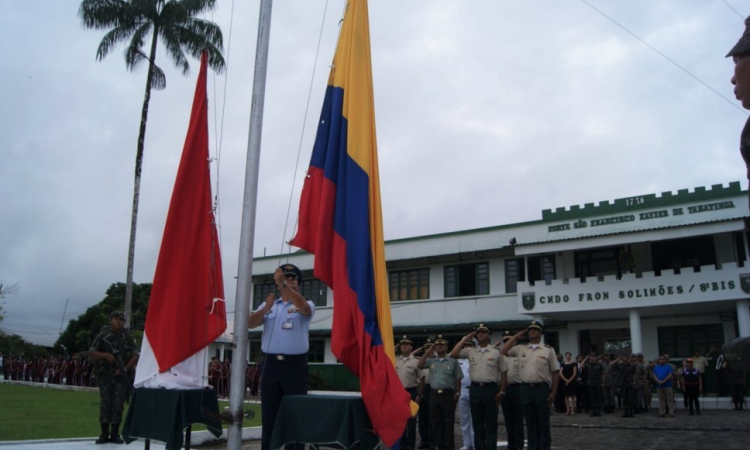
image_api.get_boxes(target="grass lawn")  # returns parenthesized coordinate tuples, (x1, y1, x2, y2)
(0, 384, 261, 441)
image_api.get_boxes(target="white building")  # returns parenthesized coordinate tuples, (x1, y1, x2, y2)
(225, 181, 750, 391)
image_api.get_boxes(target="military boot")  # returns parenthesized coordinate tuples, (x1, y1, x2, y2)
(109, 423, 124, 444)
(95, 423, 109, 444)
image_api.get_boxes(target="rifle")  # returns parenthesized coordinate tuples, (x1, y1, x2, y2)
(102, 336, 136, 399)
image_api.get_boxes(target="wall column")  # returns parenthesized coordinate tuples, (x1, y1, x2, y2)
(629, 309, 643, 354)
(533, 315, 545, 343)
(737, 300, 750, 337)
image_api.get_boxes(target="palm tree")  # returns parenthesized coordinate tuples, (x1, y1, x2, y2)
(79, 0, 225, 328)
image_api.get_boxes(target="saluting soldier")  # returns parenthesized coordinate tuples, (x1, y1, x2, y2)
(500, 321, 559, 450)
(418, 335, 463, 450)
(450, 324, 507, 450)
(495, 331, 524, 450)
(602, 354, 617, 413)
(612, 355, 636, 418)
(580, 352, 605, 417)
(396, 336, 423, 450)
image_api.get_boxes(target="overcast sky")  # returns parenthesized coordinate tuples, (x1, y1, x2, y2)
(1, 0, 749, 347)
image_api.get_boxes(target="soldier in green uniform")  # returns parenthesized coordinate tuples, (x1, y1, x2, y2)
(89, 311, 139, 444)
(612, 355, 636, 417)
(418, 335, 463, 450)
(501, 321, 559, 450)
(581, 352, 605, 417)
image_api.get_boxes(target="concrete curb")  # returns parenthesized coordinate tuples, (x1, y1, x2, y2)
(0, 428, 263, 447)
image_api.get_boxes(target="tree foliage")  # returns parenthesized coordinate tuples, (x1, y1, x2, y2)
(0, 282, 20, 323)
(54, 282, 151, 355)
(0, 333, 49, 360)
(78, 0, 225, 328)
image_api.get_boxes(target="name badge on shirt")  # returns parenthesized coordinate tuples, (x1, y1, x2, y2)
(282, 321, 294, 330)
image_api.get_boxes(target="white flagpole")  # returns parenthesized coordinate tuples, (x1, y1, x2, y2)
(228, 1, 273, 449)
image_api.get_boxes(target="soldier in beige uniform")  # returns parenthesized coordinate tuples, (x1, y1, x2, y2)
(396, 336, 423, 450)
(495, 332, 524, 450)
(450, 324, 507, 450)
(501, 321, 559, 450)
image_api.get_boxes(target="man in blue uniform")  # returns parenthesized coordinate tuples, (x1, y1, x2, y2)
(248, 264, 315, 450)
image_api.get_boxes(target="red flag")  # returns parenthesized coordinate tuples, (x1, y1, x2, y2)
(144, 52, 226, 373)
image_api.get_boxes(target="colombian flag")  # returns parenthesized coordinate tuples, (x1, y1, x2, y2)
(289, 0, 413, 446)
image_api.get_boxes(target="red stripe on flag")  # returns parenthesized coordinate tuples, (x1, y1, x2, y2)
(330, 235, 412, 445)
(145, 52, 226, 372)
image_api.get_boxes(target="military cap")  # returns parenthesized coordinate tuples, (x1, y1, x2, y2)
(110, 311, 125, 320)
(462, 339, 475, 347)
(434, 335, 448, 345)
(398, 335, 413, 345)
(280, 263, 303, 283)
(528, 320, 544, 333)
(476, 323, 491, 334)
(727, 15, 750, 58)
(502, 330, 512, 342)
(423, 337, 434, 347)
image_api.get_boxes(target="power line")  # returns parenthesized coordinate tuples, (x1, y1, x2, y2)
(576, 0, 748, 116)
(722, 0, 745, 19)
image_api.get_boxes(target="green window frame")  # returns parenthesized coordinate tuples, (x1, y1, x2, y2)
(253, 276, 328, 308)
(300, 278, 328, 307)
(389, 268, 430, 301)
(657, 324, 724, 358)
(252, 281, 277, 310)
(444, 262, 489, 297)
(505, 258, 525, 293)
(528, 255, 556, 285)
(308, 339, 325, 363)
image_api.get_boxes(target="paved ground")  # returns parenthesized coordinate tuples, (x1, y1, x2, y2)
(193, 405, 749, 450)
(3, 404, 747, 450)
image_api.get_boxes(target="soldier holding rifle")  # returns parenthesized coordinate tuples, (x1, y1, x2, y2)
(89, 311, 139, 445)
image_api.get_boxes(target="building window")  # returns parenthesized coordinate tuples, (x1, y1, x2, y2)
(527, 255, 556, 285)
(734, 231, 746, 267)
(252, 281, 277, 310)
(445, 262, 489, 297)
(651, 236, 716, 275)
(253, 277, 328, 308)
(657, 324, 724, 357)
(248, 340, 262, 363)
(389, 269, 430, 301)
(575, 246, 624, 281)
(505, 258, 525, 293)
(308, 339, 325, 363)
(301, 278, 328, 306)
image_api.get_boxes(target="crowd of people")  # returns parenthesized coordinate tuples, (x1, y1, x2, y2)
(396, 324, 749, 450)
(207, 355, 261, 399)
(0, 353, 98, 387)
(549, 348, 748, 418)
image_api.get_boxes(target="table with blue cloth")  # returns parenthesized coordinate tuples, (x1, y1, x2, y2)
(270, 394, 380, 450)
(122, 388, 223, 450)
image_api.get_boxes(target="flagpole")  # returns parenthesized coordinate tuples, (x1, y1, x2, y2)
(228, 1, 273, 449)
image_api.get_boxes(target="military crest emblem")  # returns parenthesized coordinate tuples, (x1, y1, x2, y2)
(740, 273, 750, 294)
(522, 292, 535, 311)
